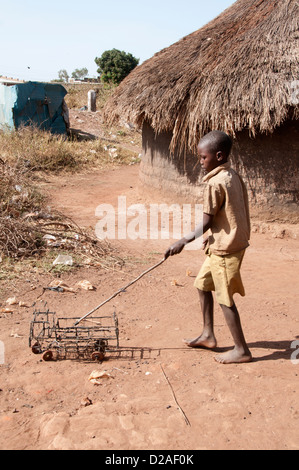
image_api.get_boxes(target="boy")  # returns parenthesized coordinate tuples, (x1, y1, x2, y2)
(165, 130, 252, 364)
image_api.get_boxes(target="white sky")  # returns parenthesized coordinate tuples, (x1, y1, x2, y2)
(0, 0, 235, 82)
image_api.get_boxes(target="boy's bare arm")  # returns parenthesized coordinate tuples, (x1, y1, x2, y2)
(164, 213, 213, 259)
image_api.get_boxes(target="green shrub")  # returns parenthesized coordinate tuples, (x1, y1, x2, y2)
(95, 49, 139, 85)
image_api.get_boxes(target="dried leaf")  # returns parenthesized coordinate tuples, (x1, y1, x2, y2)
(19, 301, 31, 308)
(49, 280, 76, 292)
(88, 370, 112, 385)
(6, 297, 18, 305)
(1, 307, 14, 314)
(77, 280, 96, 291)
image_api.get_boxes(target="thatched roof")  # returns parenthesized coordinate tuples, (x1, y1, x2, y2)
(104, 0, 299, 154)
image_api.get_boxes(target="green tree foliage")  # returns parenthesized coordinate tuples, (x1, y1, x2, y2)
(57, 69, 69, 83)
(71, 67, 88, 80)
(95, 49, 139, 85)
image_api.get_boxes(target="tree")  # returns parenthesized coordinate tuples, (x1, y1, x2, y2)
(95, 49, 139, 85)
(57, 69, 69, 83)
(71, 67, 88, 80)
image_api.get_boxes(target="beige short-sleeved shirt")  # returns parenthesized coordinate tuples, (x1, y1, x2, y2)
(203, 162, 250, 255)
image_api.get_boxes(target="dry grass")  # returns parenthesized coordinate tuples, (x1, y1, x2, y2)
(0, 83, 140, 276)
(0, 156, 44, 216)
(0, 128, 135, 273)
(64, 82, 116, 110)
(0, 157, 124, 272)
(0, 125, 139, 173)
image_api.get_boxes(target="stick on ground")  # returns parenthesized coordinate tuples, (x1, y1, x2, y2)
(160, 364, 191, 426)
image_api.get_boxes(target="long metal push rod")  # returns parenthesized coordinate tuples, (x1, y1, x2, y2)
(74, 257, 167, 326)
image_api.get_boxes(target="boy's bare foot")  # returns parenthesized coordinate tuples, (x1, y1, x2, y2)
(183, 334, 217, 350)
(214, 348, 252, 364)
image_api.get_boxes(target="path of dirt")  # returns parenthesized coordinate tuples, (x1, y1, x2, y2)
(0, 162, 299, 450)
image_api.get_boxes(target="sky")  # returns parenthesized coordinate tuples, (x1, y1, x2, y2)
(0, 0, 236, 82)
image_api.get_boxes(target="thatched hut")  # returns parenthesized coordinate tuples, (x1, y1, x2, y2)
(105, 0, 299, 219)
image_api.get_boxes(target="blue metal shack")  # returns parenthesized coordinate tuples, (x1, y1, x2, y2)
(0, 81, 68, 135)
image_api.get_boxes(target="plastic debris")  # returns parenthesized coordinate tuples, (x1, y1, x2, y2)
(52, 254, 73, 266)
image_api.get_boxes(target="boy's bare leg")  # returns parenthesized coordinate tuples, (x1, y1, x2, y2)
(214, 303, 252, 364)
(184, 289, 217, 349)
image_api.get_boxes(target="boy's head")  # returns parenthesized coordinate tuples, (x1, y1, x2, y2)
(197, 130, 232, 174)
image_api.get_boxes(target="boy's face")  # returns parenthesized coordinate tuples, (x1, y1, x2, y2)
(197, 142, 225, 174)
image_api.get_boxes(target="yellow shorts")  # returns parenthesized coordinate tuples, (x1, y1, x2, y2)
(194, 250, 246, 307)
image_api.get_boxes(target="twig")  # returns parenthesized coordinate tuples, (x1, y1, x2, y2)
(160, 364, 191, 426)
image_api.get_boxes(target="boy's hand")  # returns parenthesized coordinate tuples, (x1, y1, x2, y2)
(164, 239, 187, 259)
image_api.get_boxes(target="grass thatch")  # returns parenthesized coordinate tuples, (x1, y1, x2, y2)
(0, 125, 139, 173)
(104, 0, 299, 154)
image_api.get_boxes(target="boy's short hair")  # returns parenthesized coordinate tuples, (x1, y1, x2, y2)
(199, 130, 233, 157)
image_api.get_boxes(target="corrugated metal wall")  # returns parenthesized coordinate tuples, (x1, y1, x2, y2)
(0, 81, 67, 134)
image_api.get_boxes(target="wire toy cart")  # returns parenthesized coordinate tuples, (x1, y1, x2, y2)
(29, 258, 167, 362)
(29, 309, 119, 362)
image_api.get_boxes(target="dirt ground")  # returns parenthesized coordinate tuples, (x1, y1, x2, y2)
(1, 115, 299, 450)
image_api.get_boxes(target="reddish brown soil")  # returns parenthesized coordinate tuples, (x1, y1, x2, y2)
(0, 131, 299, 450)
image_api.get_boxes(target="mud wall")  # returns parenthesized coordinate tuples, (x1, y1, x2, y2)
(139, 120, 299, 221)
(231, 120, 299, 220)
(140, 121, 205, 201)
